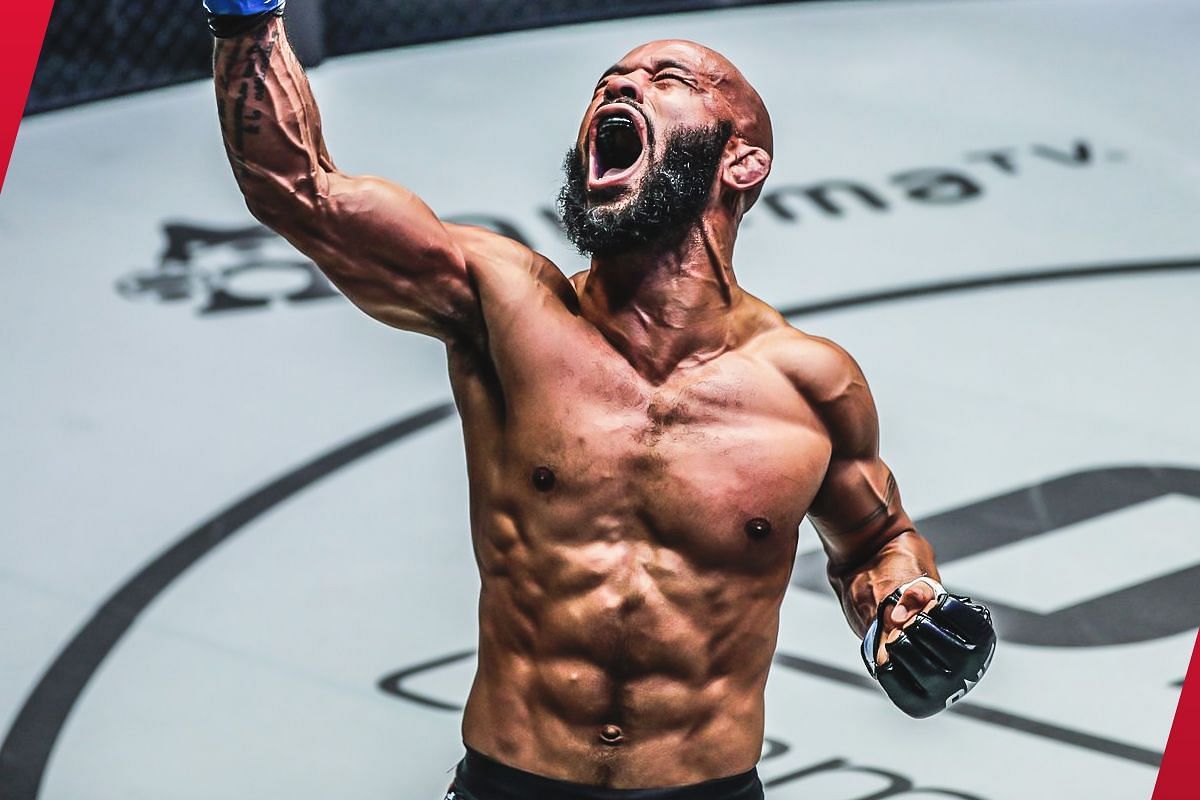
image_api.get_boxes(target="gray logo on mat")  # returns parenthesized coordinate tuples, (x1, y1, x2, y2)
(117, 222, 340, 315)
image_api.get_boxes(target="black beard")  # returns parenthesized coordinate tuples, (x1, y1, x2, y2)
(557, 120, 733, 258)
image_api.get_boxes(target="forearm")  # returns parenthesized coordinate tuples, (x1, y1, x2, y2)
(213, 16, 333, 222)
(828, 529, 939, 637)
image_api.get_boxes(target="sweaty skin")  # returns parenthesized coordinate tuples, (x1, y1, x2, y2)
(214, 24, 940, 788)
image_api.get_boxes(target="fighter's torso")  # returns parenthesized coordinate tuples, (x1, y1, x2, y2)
(445, 240, 834, 788)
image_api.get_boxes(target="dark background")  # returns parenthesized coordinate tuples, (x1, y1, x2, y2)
(27, 0, 803, 114)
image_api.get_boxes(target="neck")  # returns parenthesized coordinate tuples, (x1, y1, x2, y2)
(581, 212, 744, 383)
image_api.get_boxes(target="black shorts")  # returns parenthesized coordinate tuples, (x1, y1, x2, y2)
(444, 746, 764, 800)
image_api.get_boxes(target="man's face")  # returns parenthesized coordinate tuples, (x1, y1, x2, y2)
(557, 42, 735, 257)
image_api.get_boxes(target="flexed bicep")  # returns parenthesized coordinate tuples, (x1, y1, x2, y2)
(296, 174, 478, 337)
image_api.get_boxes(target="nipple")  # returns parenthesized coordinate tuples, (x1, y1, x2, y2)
(745, 517, 772, 539)
(531, 466, 556, 492)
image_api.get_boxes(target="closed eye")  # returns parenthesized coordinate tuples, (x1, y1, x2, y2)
(654, 72, 696, 88)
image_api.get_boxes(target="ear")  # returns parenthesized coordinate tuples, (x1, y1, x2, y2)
(721, 139, 771, 196)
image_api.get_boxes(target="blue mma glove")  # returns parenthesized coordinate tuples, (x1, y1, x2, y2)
(204, 0, 285, 38)
(862, 577, 997, 718)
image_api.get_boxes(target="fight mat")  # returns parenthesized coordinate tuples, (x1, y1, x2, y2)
(1, 0, 1198, 797)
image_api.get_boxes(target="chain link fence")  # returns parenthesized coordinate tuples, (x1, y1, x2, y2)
(27, 0, 800, 115)
(29, 0, 212, 113)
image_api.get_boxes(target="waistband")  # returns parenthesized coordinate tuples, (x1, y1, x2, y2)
(454, 746, 763, 800)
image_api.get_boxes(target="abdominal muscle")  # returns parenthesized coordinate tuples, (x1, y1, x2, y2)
(461, 529, 786, 789)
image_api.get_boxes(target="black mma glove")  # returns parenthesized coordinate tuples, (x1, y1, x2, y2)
(861, 576, 996, 718)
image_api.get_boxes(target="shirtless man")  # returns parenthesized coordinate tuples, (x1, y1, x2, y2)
(206, 3, 996, 798)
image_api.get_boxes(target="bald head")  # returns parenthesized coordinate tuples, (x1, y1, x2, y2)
(618, 39, 772, 156)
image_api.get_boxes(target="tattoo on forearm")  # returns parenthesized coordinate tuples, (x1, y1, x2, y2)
(218, 24, 278, 160)
(844, 470, 897, 533)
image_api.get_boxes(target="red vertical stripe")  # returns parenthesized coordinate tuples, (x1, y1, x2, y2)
(0, 1, 54, 193)
(1154, 630, 1200, 798)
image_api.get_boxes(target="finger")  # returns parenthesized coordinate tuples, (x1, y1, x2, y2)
(885, 633, 943, 684)
(905, 614, 970, 669)
(877, 625, 904, 663)
(930, 595, 995, 643)
(890, 581, 937, 625)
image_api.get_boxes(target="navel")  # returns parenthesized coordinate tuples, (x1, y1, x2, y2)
(599, 724, 624, 746)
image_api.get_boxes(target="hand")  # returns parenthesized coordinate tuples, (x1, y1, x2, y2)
(861, 577, 997, 718)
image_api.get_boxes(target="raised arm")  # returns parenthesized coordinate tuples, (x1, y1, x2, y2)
(799, 338, 996, 718)
(211, 6, 482, 341)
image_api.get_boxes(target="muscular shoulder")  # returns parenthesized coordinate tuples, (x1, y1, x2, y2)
(760, 327, 878, 458)
(446, 223, 579, 312)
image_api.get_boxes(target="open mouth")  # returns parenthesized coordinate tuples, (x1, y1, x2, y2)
(588, 105, 648, 191)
